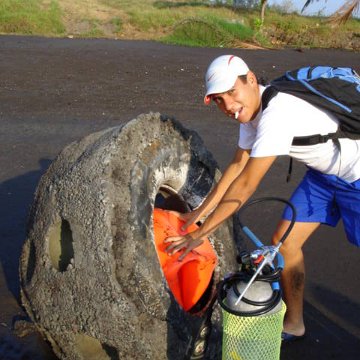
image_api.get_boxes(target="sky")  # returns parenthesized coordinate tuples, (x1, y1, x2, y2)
(268, 0, 359, 17)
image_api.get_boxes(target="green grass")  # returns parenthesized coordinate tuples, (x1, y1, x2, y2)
(0, 0, 358, 50)
(163, 16, 256, 48)
(121, 2, 259, 47)
(111, 17, 123, 33)
(0, 0, 65, 35)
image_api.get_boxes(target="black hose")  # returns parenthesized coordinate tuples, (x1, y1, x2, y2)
(218, 270, 282, 317)
(238, 196, 297, 245)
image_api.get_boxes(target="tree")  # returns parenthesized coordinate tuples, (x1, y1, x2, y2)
(231, 0, 268, 25)
(260, 0, 268, 24)
(302, 0, 360, 24)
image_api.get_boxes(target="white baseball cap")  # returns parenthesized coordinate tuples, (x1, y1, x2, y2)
(204, 55, 249, 105)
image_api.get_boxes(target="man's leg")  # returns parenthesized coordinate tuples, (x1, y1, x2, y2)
(272, 220, 320, 336)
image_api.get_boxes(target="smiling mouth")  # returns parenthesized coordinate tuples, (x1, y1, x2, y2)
(234, 108, 243, 119)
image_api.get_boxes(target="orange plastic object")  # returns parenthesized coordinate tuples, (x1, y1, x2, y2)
(153, 208, 217, 311)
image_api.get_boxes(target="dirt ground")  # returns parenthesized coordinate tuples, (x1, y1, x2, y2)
(0, 35, 359, 359)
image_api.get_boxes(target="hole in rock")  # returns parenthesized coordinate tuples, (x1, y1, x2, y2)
(48, 219, 74, 272)
(155, 186, 190, 213)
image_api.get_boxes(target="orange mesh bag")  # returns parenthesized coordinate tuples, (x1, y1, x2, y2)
(153, 208, 217, 311)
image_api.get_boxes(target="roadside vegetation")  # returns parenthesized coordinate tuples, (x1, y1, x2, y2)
(0, 0, 359, 50)
(0, 0, 64, 35)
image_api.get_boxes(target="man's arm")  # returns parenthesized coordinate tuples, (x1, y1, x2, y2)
(191, 147, 251, 220)
(165, 155, 277, 259)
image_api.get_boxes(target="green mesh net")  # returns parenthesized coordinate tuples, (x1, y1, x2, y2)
(221, 301, 286, 360)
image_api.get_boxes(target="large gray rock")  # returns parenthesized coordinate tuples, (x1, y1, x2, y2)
(20, 113, 239, 360)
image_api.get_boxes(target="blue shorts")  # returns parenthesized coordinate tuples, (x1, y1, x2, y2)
(283, 168, 360, 247)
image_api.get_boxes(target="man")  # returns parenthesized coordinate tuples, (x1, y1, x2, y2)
(165, 54, 360, 342)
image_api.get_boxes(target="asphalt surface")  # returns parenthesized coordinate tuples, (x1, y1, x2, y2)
(0, 35, 359, 359)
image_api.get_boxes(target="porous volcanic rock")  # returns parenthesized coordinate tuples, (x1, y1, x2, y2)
(19, 113, 239, 360)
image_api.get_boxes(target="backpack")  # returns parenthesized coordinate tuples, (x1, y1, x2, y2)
(262, 66, 360, 146)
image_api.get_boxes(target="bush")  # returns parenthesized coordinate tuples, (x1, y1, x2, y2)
(163, 16, 255, 47)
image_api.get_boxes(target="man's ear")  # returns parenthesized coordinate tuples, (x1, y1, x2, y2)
(247, 71, 257, 85)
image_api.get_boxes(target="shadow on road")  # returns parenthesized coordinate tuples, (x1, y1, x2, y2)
(0, 158, 52, 298)
(0, 159, 57, 360)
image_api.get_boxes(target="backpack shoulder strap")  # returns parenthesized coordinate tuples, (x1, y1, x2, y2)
(261, 84, 340, 146)
(292, 132, 339, 146)
(261, 86, 278, 111)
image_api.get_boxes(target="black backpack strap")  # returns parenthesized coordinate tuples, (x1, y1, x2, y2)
(292, 132, 339, 146)
(262, 86, 340, 146)
(262, 85, 340, 182)
(286, 158, 293, 183)
(261, 86, 278, 110)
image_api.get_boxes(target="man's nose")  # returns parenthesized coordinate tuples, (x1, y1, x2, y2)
(222, 95, 234, 112)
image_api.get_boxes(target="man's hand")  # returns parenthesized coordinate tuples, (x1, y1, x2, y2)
(164, 232, 204, 261)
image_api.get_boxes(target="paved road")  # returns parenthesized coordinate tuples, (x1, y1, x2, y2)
(0, 35, 359, 359)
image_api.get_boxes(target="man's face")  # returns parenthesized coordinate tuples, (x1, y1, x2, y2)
(211, 72, 260, 123)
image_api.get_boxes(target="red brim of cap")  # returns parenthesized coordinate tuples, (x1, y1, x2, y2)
(204, 95, 211, 105)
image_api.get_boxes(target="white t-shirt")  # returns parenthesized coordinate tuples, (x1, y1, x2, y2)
(238, 85, 360, 182)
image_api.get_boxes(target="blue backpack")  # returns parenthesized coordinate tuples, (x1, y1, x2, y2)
(262, 66, 360, 146)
